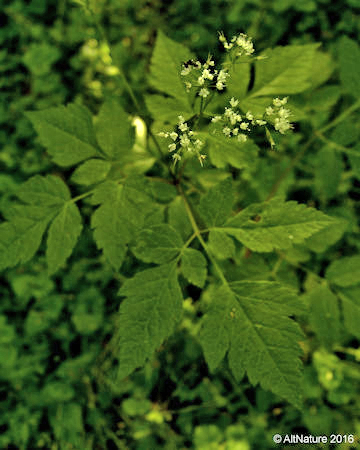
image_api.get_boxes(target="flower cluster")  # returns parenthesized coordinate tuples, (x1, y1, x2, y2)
(219, 32, 255, 57)
(211, 97, 267, 143)
(265, 97, 293, 134)
(180, 55, 229, 98)
(157, 116, 206, 165)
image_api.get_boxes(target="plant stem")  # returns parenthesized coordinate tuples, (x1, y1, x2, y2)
(178, 184, 228, 285)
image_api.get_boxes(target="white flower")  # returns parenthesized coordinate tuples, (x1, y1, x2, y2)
(181, 66, 192, 76)
(230, 97, 239, 108)
(185, 81, 192, 91)
(232, 128, 239, 136)
(194, 139, 204, 149)
(266, 106, 274, 116)
(179, 122, 188, 132)
(256, 119, 267, 126)
(240, 122, 249, 131)
(180, 135, 191, 147)
(246, 111, 254, 121)
(172, 153, 181, 162)
(199, 88, 210, 98)
(168, 143, 176, 152)
(211, 115, 222, 123)
(170, 132, 178, 140)
(223, 127, 231, 137)
(157, 132, 169, 138)
(273, 97, 288, 107)
(237, 133, 247, 142)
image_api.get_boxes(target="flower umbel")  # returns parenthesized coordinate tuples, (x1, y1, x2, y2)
(157, 116, 206, 166)
(266, 97, 293, 134)
(219, 32, 255, 57)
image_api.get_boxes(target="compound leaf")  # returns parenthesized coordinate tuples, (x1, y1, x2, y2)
(71, 159, 112, 186)
(249, 44, 320, 98)
(199, 281, 304, 407)
(95, 100, 135, 160)
(116, 264, 183, 379)
(132, 224, 183, 264)
(91, 177, 156, 270)
(46, 203, 83, 274)
(26, 103, 98, 167)
(198, 177, 234, 227)
(216, 200, 335, 252)
(181, 248, 207, 288)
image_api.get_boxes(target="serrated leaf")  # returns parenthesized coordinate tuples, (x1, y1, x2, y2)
(338, 36, 360, 98)
(208, 230, 235, 260)
(46, 203, 83, 274)
(304, 219, 347, 253)
(116, 264, 183, 379)
(95, 99, 135, 159)
(71, 159, 112, 186)
(198, 178, 234, 227)
(91, 177, 156, 270)
(168, 196, 193, 241)
(337, 286, 360, 339)
(132, 224, 182, 264)
(325, 255, 360, 287)
(306, 285, 340, 348)
(26, 103, 98, 167)
(249, 44, 320, 98)
(17, 174, 70, 206)
(181, 248, 207, 288)
(149, 30, 193, 103)
(199, 281, 304, 407)
(201, 132, 259, 169)
(216, 200, 335, 252)
(226, 62, 251, 100)
(0, 216, 53, 271)
(145, 95, 193, 123)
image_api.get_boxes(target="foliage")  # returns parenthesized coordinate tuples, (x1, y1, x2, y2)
(1, 0, 360, 449)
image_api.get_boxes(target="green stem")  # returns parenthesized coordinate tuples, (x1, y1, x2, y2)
(178, 184, 228, 285)
(318, 98, 360, 135)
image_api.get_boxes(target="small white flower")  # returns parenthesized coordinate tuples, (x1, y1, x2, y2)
(266, 106, 274, 116)
(232, 128, 239, 136)
(179, 122, 188, 132)
(199, 88, 210, 98)
(181, 66, 192, 76)
(157, 132, 169, 138)
(211, 115, 222, 123)
(223, 126, 231, 137)
(185, 81, 192, 91)
(194, 139, 204, 149)
(237, 133, 247, 142)
(246, 111, 254, 121)
(168, 143, 176, 152)
(256, 119, 267, 126)
(170, 132, 178, 140)
(240, 122, 249, 131)
(180, 135, 191, 147)
(230, 97, 239, 108)
(198, 76, 205, 86)
(172, 153, 181, 162)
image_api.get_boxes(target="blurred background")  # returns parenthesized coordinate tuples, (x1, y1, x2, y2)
(1, 0, 360, 448)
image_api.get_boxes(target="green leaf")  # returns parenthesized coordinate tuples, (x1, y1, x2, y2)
(46, 203, 83, 274)
(16, 174, 71, 206)
(168, 196, 193, 241)
(71, 159, 112, 186)
(325, 255, 360, 287)
(0, 215, 53, 271)
(208, 230, 235, 260)
(199, 281, 304, 407)
(149, 30, 193, 102)
(181, 248, 207, 288)
(91, 177, 156, 270)
(216, 200, 335, 252)
(249, 44, 320, 98)
(338, 37, 360, 98)
(0, 175, 76, 271)
(306, 285, 340, 348)
(337, 286, 360, 339)
(198, 178, 234, 227)
(304, 219, 347, 253)
(116, 264, 183, 379)
(226, 62, 251, 100)
(201, 132, 259, 169)
(26, 103, 98, 167)
(95, 99, 135, 159)
(145, 95, 193, 123)
(132, 224, 183, 264)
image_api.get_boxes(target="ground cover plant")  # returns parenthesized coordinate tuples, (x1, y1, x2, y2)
(1, 0, 360, 449)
